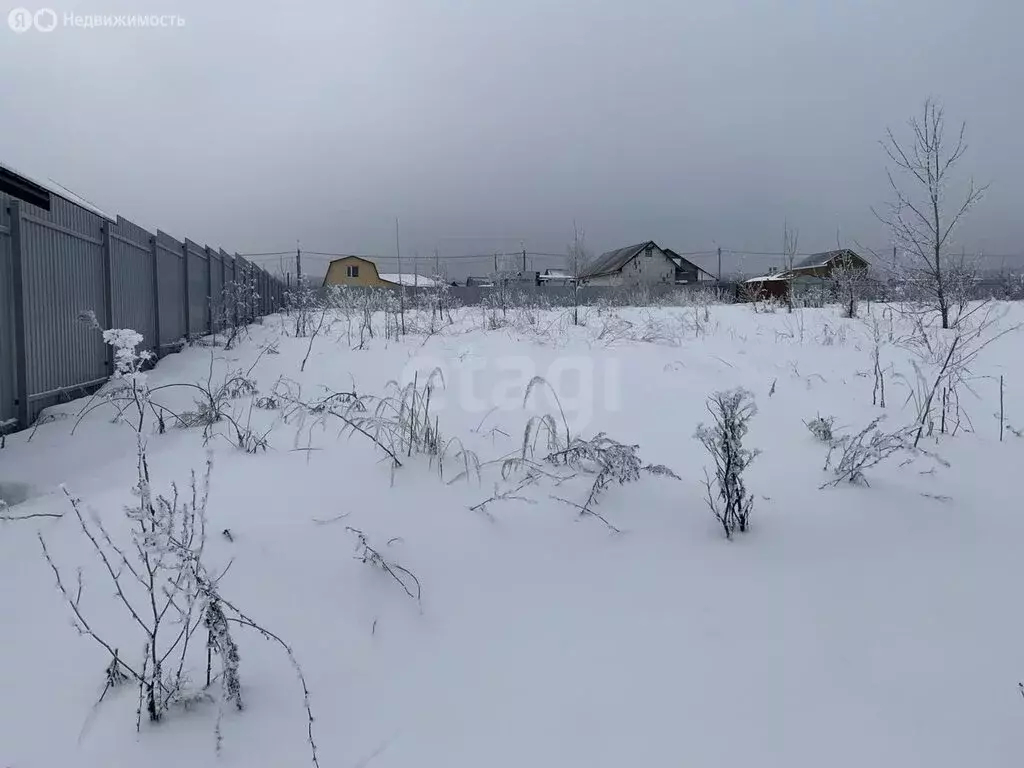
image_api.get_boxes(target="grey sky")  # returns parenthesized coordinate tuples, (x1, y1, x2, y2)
(2, 0, 1022, 280)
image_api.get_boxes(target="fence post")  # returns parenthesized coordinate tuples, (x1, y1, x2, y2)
(230, 252, 238, 330)
(150, 236, 162, 359)
(8, 201, 29, 428)
(205, 246, 213, 336)
(101, 220, 114, 373)
(1000, 375, 1005, 442)
(182, 241, 191, 339)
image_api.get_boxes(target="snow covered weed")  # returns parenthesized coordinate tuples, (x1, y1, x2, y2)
(217, 275, 261, 350)
(695, 388, 760, 539)
(73, 328, 156, 433)
(38, 437, 320, 764)
(805, 414, 836, 443)
(40, 446, 215, 725)
(73, 329, 276, 455)
(820, 416, 947, 488)
(346, 527, 422, 605)
(892, 303, 1021, 442)
(487, 376, 679, 531)
(821, 417, 913, 487)
(295, 369, 480, 481)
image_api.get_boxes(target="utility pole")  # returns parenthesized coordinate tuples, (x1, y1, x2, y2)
(395, 218, 402, 281)
(414, 250, 418, 288)
(395, 217, 405, 334)
(717, 246, 722, 283)
(522, 240, 527, 273)
(296, 242, 302, 286)
(434, 247, 440, 277)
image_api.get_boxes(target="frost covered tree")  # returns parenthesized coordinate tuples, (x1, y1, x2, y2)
(424, 271, 457, 329)
(830, 254, 869, 319)
(566, 223, 590, 326)
(878, 98, 987, 329)
(695, 388, 760, 538)
(782, 221, 799, 312)
(286, 277, 323, 338)
(218, 274, 261, 349)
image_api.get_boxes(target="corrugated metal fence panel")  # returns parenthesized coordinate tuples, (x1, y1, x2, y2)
(110, 215, 157, 353)
(240, 257, 254, 319)
(209, 248, 225, 333)
(155, 230, 186, 348)
(20, 195, 107, 420)
(185, 239, 209, 337)
(0, 194, 15, 426)
(218, 248, 232, 290)
(234, 257, 248, 319)
(251, 263, 263, 319)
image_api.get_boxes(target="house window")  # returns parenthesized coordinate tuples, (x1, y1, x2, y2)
(346, 265, 359, 278)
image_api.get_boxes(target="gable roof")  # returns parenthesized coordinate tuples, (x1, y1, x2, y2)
(580, 241, 661, 278)
(663, 248, 719, 280)
(791, 249, 867, 270)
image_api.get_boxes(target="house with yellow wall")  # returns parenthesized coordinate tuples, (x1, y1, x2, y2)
(323, 256, 441, 288)
(322, 256, 390, 287)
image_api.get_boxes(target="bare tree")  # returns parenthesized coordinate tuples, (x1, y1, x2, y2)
(782, 221, 799, 311)
(877, 98, 988, 329)
(830, 254, 869, 319)
(567, 223, 589, 326)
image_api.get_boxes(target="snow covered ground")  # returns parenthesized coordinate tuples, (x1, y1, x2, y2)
(2, 299, 1023, 767)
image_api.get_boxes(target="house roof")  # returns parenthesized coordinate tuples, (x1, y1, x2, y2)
(663, 248, 719, 280)
(0, 159, 115, 221)
(378, 273, 440, 287)
(791, 249, 866, 270)
(580, 242, 657, 278)
(539, 270, 573, 280)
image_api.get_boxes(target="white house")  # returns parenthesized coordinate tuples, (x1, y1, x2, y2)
(579, 241, 713, 287)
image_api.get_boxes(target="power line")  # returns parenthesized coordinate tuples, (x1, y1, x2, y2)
(239, 246, 1024, 266)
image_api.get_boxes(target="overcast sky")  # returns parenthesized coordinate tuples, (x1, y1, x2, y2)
(2, 0, 1022, 279)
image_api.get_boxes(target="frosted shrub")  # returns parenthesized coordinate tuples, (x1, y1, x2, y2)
(494, 376, 679, 531)
(695, 388, 760, 539)
(805, 415, 836, 443)
(422, 276, 459, 330)
(90, 328, 155, 432)
(298, 370, 480, 482)
(821, 417, 931, 487)
(285, 278, 324, 338)
(39, 443, 320, 764)
(218, 276, 260, 349)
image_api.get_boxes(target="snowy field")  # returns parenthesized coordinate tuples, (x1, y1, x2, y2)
(2, 298, 1023, 767)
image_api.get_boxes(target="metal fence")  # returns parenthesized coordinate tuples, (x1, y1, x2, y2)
(0, 192, 287, 430)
